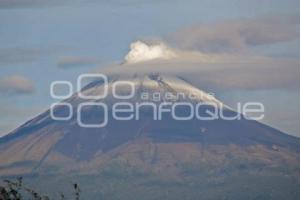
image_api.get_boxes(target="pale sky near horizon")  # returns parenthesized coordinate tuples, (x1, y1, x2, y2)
(0, 0, 300, 137)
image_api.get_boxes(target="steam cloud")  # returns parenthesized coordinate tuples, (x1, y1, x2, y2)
(124, 41, 176, 64)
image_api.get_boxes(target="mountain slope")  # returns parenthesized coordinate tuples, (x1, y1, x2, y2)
(0, 73, 299, 199)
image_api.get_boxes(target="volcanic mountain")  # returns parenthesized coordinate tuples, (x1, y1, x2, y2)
(0, 73, 299, 200)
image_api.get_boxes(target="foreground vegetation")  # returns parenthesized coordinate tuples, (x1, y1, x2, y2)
(0, 177, 81, 200)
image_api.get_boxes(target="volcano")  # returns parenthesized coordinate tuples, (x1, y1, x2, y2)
(0, 72, 300, 200)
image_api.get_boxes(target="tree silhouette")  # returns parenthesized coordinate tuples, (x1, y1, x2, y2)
(0, 177, 81, 200)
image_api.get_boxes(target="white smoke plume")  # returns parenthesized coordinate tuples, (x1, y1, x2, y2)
(124, 41, 176, 64)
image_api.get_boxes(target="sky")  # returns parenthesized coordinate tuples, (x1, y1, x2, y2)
(0, 0, 300, 137)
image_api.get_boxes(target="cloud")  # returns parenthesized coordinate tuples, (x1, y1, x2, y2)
(182, 60, 300, 91)
(0, 0, 161, 9)
(121, 40, 275, 70)
(0, 0, 68, 9)
(0, 48, 40, 65)
(121, 14, 300, 65)
(105, 57, 300, 91)
(0, 75, 35, 95)
(167, 14, 300, 53)
(123, 40, 252, 64)
(124, 41, 176, 64)
(113, 14, 300, 91)
(57, 56, 99, 68)
(113, 38, 299, 91)
(0, 47, 66, 65)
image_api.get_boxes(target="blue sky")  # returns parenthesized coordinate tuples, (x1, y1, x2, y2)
(0, 0, 300, 137)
